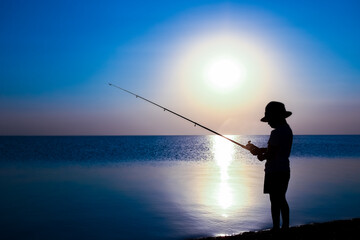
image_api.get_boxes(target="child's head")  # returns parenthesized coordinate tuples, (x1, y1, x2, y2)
(261, 101, 292, 128)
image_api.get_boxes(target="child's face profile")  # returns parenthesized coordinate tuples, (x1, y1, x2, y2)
(267, 118, 283, 128)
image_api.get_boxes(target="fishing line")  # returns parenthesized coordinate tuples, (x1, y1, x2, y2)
(109, 83, 250, 150)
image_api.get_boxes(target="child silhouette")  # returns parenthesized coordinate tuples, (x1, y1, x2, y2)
(247, 101, 293, 231)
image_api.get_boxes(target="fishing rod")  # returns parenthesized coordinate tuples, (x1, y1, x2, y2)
(109, 83, 250, 150)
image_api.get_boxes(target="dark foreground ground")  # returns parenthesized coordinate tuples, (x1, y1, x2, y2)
(193, 218, 360, 240)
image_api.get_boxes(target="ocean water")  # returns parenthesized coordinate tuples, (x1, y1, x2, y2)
(0, 135, 360, 240)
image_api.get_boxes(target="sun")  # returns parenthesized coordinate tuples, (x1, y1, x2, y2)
(203, 57, 246, 91)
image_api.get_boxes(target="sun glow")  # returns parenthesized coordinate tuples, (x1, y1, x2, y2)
(204, 57, 246, 91)
(171, 31, 278, 109)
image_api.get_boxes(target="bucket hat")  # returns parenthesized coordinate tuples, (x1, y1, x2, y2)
(261, 101, 292, 122)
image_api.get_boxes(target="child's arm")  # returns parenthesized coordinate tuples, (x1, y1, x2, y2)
(257, 145, 277, 161)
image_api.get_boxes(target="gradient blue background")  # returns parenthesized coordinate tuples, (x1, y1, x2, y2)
(1, 0, 360, 135)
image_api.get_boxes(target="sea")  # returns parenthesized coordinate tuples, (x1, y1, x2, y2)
(1, 135, 360, 240)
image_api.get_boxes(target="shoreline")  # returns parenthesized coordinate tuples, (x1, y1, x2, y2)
(193, 218, 360, 240)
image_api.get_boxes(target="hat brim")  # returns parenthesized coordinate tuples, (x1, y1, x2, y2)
(261, 111, 292, 122)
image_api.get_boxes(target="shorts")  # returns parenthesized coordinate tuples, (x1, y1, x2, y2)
(263, 171, 290, 194)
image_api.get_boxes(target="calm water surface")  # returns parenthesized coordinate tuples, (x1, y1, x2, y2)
(1, 135, 360, 240)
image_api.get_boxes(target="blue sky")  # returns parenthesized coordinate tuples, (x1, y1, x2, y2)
(1, 0, 360, 135)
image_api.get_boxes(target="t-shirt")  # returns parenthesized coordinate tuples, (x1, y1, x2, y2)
(265, 123, 293, 173)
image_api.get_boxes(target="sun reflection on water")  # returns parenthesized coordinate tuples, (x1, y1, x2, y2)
(165, 135, 256, 226)
(208, 135, 252, 219)
(212, 135, 234, 211)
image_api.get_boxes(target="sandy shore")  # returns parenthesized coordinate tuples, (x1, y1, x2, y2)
(193, 218, 360, 240)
